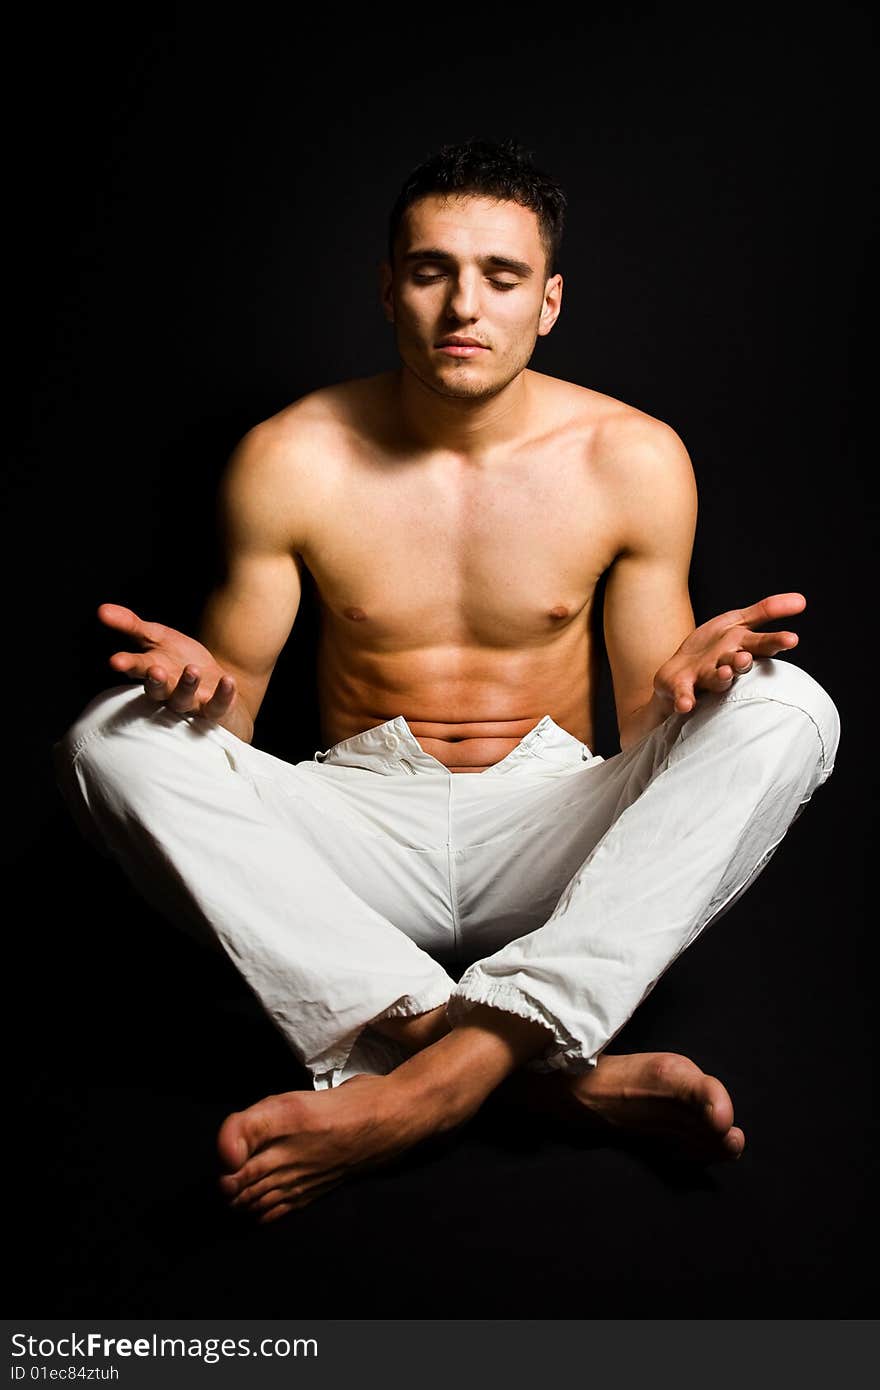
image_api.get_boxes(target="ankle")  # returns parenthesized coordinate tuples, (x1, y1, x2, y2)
(387, 1005, 556, 1132)
(372, 1004, 452, 1055)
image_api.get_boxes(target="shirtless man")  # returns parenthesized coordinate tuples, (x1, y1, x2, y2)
(54, 138, 839, 1223)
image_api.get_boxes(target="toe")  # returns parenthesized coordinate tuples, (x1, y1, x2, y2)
(217, 1112, 249, 1171)
(258, 1202, 295, 1225)
(248, 1185, 291, 1215)
(233, 1144, 295, 1194)
(217, 1094, 302, 1175)
(254, 1173, 346, 1221)
(236, 1166, 300, 1207)
(649, 1056, 733, 1133)
(723, 1125, 746, 1159)
(701, 1075, 735, 1134)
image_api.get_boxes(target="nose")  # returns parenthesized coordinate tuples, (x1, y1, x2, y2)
(445, 271, 481, 323)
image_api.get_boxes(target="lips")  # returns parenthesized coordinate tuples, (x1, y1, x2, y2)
(437, 338, 487, 348)
(436, 339, 489, 357)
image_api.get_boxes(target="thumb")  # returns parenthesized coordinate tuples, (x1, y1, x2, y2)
(655, 663, 694, 711)
(97, 603, 161, 650)
(670, 676, 696, 714)
(97, 603, 143, 635)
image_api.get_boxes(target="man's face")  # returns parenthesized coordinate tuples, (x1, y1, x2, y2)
(381, 193, 562, 401)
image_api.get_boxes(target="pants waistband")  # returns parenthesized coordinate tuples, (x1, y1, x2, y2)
(313, 714, 598, 776)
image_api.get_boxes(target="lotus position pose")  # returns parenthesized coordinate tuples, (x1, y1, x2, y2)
(54, 138, 840, 1223)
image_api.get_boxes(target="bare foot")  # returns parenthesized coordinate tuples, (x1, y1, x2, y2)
(218, 1006, 571, 1222)
(494, 1051, 746, 1162)
(217, 1073, 460, 1223)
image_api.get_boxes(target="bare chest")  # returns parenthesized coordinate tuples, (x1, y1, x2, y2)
(301, 446, 618, 648)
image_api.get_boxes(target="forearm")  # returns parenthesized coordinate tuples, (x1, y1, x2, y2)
(618, 689, 673, 752)
(189, 634, 260, 744)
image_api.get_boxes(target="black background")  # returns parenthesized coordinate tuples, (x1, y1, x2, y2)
(7, 4, 874, 1315)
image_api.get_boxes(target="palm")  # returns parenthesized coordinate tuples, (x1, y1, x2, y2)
(99, 604, 214, 678)
(97, 602, 241, 728)
(656, 592, 806, 713)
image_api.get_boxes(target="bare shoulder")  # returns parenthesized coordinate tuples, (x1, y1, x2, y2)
(534, 372, 697, 550)
(596, 400, 693, 486)
(533, 374, 690, 473)
(233, 375, 374, 475)
(220, 375, 382, 546)
(568, 376, 691, 490)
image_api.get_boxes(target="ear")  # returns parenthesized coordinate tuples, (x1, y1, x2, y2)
(538, 274, 563, 337)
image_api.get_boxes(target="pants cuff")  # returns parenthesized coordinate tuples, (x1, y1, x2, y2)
(309, 983, 453, 1090)
(445, 974, 598, 1075)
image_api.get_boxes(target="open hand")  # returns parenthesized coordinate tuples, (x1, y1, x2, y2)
(655, 592, 805, 714)
(98, 602, 242, 727)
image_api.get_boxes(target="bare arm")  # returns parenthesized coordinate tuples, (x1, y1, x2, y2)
(194, 424, 307, 737)
(601, 419, 805, 752)
(601, 420, 699, 751)
(99, 420, 311, 743)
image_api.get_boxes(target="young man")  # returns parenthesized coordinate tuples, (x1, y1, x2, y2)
(54, 137, 840, 1223)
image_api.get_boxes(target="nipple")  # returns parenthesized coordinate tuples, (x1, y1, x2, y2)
(548, 605, 569, 620)
(343, 606, 368, 622)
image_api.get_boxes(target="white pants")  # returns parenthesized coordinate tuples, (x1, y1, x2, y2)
(53, 657, 840, 1091)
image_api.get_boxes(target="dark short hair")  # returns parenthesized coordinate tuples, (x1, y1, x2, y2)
(387, 136, 567, 279)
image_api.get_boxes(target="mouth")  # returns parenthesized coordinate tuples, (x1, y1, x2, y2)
(435, 341, 489, 357)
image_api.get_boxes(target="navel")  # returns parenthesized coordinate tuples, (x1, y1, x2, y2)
(343, 605, 368, 622)
(548, 605, 570, 620)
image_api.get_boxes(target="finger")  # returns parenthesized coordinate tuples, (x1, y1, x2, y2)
(108, 650, 145, 677)
(200, 675, 236, 721)
(737, 592, 806, 629)
(701, 667, 737, 693)
(97, 603, 165, 648)
(700, 608, 750, 638)
(141, 665, 173, 701)
(166, 666, 201, 713)
(671, 676, 697, 714)
(716, 650, 753, 675)
(108, 652, 167, 689)
(737, 631, 800, 657)
(655, 668, 697, 713)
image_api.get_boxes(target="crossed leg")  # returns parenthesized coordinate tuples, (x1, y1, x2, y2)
(218, 655, 844, 1221)
(54, 661, 838, 1224)
(374, 1005, 746, 1162)
(218, 1001, 746, 1223)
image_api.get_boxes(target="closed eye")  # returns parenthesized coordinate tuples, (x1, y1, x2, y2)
(412, 273, 518, 291)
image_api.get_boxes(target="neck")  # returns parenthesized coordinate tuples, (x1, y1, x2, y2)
(392, 364, 534, 460)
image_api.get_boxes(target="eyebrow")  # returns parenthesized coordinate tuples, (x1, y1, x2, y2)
(402, 248, 534, 278)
